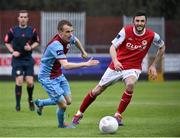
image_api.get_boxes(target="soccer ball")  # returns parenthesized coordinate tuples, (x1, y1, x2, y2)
(99, 116, 118, 134)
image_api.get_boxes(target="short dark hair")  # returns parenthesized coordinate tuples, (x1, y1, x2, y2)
(18, 10, 28, 17)
(133, 10, 147, 20)
(57, 20, 72, 31)
(19, 10, 28, 14)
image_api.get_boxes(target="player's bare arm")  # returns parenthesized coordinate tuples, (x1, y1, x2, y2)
(75, 37, 88, 59)
(5, 43, 20, 57)
(110, 44, 124, 71)
(148, 45, 165, 80)
(5, 43, 14, 53)
(59, 58, 99, 70)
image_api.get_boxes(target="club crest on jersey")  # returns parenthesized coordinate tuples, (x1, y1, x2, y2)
(21, 33, 25, 37)
(56, 50, 64, 55)
(142, 40, 147, 45)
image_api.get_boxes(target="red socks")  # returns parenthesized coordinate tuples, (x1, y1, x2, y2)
(79, 91, 96, 113)
(117, 90, 133, 114)
(79, 89, 132, 115)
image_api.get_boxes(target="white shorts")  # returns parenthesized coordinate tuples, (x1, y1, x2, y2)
(99, 68, 141, 87)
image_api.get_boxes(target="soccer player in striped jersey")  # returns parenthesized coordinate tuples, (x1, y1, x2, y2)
(34, 20, 99, 128)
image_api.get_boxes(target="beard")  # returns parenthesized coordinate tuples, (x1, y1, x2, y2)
(135, 25, 145, 34)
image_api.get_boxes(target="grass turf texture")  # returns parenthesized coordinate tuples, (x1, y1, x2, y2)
(0, 81, 180, 137)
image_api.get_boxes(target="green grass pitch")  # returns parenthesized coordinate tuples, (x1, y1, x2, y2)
(0, 80, 180, 137)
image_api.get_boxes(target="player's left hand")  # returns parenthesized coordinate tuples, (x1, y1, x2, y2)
(24, 43, 32, 51)
(148, 65, 157, 80)
(114, 60, 124, 71)
(81, 52, 88, 59)
(86, 57, 99, 66)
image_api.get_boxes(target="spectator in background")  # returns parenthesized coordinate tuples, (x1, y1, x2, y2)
(4, 10, 40, 111)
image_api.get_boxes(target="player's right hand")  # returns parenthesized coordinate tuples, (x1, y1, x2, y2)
(12, 51, 20, 57)
(114, 60, 124, 71)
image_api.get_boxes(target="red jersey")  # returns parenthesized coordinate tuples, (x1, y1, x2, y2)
(109, 25, 155, 70)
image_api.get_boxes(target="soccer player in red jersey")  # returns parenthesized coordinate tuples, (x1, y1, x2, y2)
(72, 10, 165, 126)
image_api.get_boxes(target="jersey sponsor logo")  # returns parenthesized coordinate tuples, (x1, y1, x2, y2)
(56, 50, 64, 55)
(126, 41, 147, 50)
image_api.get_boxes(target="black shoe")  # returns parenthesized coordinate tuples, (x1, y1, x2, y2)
(28, 100, 35, 111)
(16, 105, 21, 112)
(34, 99, 43, 115)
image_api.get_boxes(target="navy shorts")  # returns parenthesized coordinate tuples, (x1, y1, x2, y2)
(12, 57, 34, 77)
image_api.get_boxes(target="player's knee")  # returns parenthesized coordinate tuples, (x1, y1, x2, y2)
(66, 100, 71, 105)
(27, 81, 34, 87)
(58, 102, 67, 109)
(92, 85, 106, 96)
(65, 96, 72, 105)
(61, 105, 67, 110)
(126, 81, 135, 91)
(16, 79, 23, 85)
(25, 76, 34, 87)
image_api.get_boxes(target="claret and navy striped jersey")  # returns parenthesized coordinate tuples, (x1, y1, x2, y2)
(38, 34, 76, 79)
